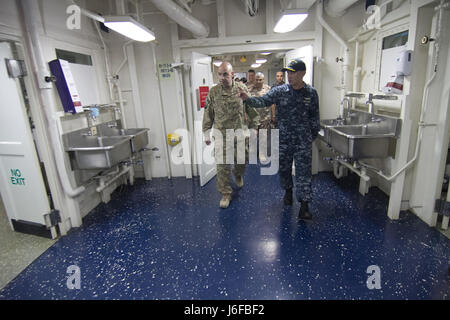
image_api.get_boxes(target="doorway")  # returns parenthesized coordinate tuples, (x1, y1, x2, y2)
(182, 44, 315, 187)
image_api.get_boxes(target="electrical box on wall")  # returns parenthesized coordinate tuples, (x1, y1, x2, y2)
(48, 59, 83, 114)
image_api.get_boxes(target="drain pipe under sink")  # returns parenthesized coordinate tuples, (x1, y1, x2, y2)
(335, 159, 371, 195)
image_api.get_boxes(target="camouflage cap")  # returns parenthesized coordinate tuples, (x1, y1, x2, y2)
(282, 58, 306, 72)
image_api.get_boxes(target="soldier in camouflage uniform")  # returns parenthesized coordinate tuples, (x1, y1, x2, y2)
(246, 69, 256, 90)
(248, 72, 272, 162)
(238, 59, 320, 220)
(203, 62, 259, 209)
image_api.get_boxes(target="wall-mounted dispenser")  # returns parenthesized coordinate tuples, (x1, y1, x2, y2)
(48, 59, 83, 114)
(395, 49, 413, 76)
(382, 50, 413, 94)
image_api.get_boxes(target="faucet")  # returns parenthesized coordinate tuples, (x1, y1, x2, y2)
(342, 97, 357, 119)
(341, 97, 350, 118)
(365, 93, 380, 122)
(365, 93, 375, 114)
(366, 93, 398, 122)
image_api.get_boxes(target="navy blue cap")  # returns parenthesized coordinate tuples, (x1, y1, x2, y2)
(282, 59, 306, 72)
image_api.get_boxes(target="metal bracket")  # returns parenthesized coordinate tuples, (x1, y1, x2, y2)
(435, 199, 450, 217)
(5, 58, 27, 78)
(43, 210, 61, 228)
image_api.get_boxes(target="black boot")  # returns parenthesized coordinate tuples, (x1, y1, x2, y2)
(283, 188, 293, 205)
(298, 201, 312, 220)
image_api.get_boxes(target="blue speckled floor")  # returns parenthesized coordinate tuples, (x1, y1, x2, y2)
(0, 166, 449, 300)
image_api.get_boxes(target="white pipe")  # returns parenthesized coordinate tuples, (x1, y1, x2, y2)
(338, 159, 364, 178)
(353, 41, 361, 92)
(151, 43, 172, 179)
(349, 0, 408, 43)
(126, 44, 145, 129)
(19, 0, 85, 198)
(333, 160, 345, 178)
(324, 0, 359, 17)
(114, 78, 128, 128)
(115, 40, 133, 77)
(150, 0, 209, 38)
(80, 8, 105, 23)
(96, 165, 131, 192)
(352, 40, 361, 109)
(93, 19, 114, 103)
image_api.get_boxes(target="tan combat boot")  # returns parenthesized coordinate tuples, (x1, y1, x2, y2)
(234, 174, 243, 188)
(220, 194, 232, 208)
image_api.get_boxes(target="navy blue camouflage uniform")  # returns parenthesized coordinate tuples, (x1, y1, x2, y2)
(244, 83, 320, 202)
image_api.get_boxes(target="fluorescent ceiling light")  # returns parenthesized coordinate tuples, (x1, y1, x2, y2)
(255, 58, 267, 64)
(260, 52, 271, 55)
(251, 63, 261, 68)
(274, 9, 308, 33)
(213, 60, 222, 67)
(104, 16, 155, 42)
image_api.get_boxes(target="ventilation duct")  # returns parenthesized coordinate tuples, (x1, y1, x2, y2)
(150, 0, 209, 38)
(324, 0, 359, 17)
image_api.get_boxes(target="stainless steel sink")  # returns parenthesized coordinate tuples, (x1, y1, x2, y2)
(98, 124, 149, 153)
(64, 133, 132, 169)
(63, 121, 150, 170)
(328, 124, 395, 159)
(319, 110, 401, 159)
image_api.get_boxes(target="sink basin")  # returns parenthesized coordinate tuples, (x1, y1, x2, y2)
(328, 124, 395, 159)
(319, 110, 401, 159)
(331, 123, 395, 137)
(320, 111, 372, 143)
(64, 134, 132, 169)
(98, 124, 149, 153)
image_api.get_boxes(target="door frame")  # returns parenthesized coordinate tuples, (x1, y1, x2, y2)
(180, 39, 318, 181)
(0, 32, 71, 236)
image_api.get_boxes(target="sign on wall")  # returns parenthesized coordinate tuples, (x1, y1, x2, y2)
(198, 86, 209, 108)
(158, 62, 175, 80)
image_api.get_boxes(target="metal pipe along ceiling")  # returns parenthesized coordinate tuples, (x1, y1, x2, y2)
(324, 0, 359, 17)
(150, 0, 210, 38)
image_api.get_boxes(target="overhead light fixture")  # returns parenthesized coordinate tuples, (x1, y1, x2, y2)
(251, 63, 261, 68)
(274, 9, 308, 33)
(103, 16, 155, 42)
(260, 52, 271, 55)
(213, 60, 222, 67)
(255, 58, 267, 64)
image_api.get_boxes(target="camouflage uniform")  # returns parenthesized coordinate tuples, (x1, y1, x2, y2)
(203, 80, 259, 196)
(248, 84, 272, 129)
(244, 83, 320, 202)
(270, 81, 285, 128)
(249, 83, 272, 158)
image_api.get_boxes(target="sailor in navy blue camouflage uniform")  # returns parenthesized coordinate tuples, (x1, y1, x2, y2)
(238, 59, 320, 220)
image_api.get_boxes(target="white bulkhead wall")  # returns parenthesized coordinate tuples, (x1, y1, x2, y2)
(2, 0, 447, 231)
